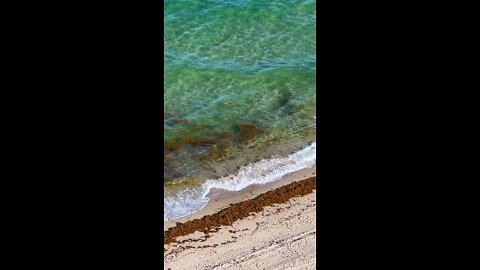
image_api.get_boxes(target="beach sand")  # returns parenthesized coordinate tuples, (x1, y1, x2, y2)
(164, 167, 317, 269)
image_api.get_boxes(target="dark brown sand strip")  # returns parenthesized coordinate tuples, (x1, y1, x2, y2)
(164, 176, 316, 246)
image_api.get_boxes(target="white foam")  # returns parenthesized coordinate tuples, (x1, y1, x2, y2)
(164, 142, 316, 221)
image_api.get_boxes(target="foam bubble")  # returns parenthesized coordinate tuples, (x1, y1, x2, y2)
(164, 142, 316, 221)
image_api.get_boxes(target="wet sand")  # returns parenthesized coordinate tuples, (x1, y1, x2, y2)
(164, 167, 317, 269)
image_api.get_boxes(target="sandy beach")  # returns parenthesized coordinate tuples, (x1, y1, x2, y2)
(164, 167, 317, 269)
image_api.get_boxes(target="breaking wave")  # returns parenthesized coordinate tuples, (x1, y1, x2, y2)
(164, 142, 316, 221)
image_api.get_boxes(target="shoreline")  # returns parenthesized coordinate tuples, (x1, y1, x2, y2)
(164, 141, 316, 221)
(164, 166, 316, 231)
(164, 169, 317, 269)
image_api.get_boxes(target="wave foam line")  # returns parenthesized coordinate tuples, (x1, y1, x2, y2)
(164, 142, 316, 221)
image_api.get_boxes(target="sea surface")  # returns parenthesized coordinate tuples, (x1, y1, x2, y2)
(164, 0, 316, 220)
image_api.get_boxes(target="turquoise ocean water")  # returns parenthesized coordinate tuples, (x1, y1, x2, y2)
(164, 0, 316, 220)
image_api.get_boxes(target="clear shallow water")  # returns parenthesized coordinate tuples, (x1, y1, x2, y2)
(164, 0, 316, 220)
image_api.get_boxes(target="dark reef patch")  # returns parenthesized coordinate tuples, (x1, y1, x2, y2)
(164, 111, 262, 181)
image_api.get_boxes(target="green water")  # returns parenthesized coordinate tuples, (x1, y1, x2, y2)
(164, 0, 316, 192)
